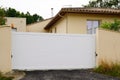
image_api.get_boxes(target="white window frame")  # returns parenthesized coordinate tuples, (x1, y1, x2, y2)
(87, 20, 100, 34)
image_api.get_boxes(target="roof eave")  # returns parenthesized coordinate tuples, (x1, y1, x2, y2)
(44, 8, 120, 30)
(44, 10, 66, 30)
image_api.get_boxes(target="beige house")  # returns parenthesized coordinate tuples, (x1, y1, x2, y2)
(44, 8, 120, 66)
(44, 8, 120, 34)
(27, 18, 52, 32)
(1, 8, 120, 73)
(6, 17, 26, 32)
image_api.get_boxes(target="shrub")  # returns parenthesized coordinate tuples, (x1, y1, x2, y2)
(0, 7, 6, 25)
(100, 22, 111, 30)
(100, 20, 120, 32)
(0, 72, 13, 80)
(94, 61, 120, 77)
(0, 76, 13, 80)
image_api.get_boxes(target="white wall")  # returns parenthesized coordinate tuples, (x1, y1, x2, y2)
(12, 32, 95, 70)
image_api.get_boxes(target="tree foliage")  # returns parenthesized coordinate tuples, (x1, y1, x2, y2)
(5, 8, 20, 17)
(0, 7, 6, 25)
(0, 7, 44, 25)
(84, 0, 120, 9)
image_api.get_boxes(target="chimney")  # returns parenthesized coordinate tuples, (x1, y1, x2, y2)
(51, 8, 54, 17)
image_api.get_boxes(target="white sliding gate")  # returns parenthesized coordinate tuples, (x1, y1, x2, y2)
(12, 32, 95, 70)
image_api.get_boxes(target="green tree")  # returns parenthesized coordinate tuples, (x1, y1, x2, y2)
(19, 12, 25, 17)
(5, 8, 18, 17)
(0, 7, 6, 25)
(2, 7, 44, 24)
(25, 12, 34, 24)
(25, 12, 44, 24)
(84, 0, 120, 9)
(33, 14, 43, 22)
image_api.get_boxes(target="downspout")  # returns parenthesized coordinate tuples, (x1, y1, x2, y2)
(66, 13, 68, 33)
(49, 13, 68, 33)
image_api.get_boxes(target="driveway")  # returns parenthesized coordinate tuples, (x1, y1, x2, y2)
(20, 69, 120, 80)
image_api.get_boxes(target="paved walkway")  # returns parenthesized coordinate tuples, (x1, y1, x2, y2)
(20, 70, 120, 80)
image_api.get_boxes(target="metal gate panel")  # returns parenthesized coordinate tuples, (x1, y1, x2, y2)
(12, 32, 95, 70)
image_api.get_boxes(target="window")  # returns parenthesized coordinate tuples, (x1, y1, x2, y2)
(87, 20, 100, 34)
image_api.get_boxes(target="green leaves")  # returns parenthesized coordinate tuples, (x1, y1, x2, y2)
(5, 8, 19, 17)
(100, 20, 120, 31)
(0, 7, 44, 25)
(0, 7, 6, 25)
(100, 22, 112, 30)
(110, 20, 120, 31)
(26, 13, 43, 24)
(0, 72, 13, 80)
(0, 76, 13, 80)
(94, 61, 120, 77)
(84, 0, 120, 9)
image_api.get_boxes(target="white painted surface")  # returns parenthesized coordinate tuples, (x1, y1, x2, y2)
(12, 32, 95, 70)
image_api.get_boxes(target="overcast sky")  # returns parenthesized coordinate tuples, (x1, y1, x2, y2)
(0, 0, 90, 19)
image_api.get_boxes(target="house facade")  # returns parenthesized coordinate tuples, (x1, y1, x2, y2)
(27, 18, 52, 32)
(1, 8, 120, 73)
(44, 8, 120, 34)
(6, 17, 26, 32)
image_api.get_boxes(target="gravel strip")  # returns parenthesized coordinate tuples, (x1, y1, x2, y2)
(20, 69, 120, 80)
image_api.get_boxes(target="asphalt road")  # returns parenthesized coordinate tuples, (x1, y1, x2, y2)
(20, 69, 120, 80)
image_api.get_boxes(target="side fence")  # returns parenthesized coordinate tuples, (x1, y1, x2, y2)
(96, 29, 120, 65)
(1, 27, 119, 72)
(0, 26, 11, 73)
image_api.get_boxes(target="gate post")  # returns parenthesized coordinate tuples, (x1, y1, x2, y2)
(0, 26, 12, 73)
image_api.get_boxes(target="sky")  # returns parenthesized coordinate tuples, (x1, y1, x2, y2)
(0, 0, 90, 19)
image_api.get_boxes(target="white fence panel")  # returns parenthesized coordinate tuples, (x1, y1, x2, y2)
(12, 32, 95, 70)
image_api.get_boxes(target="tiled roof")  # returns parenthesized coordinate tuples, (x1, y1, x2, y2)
(61, 8, 120, 14)
(44, 8, 120, 30)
